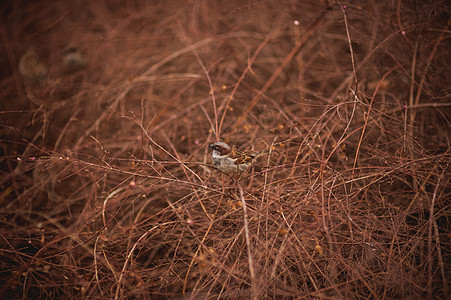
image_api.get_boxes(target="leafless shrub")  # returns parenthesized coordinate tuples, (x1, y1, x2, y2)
(1, 0, 449, 299)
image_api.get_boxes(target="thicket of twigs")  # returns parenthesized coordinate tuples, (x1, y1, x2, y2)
(1, 0, 450, 299)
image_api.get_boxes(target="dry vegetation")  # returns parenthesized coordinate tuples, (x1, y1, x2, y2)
(1, 0, 450, 299)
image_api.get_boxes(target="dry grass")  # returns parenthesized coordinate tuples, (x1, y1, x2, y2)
(1, 0, 450, 299)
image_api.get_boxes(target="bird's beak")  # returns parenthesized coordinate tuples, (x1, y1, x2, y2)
(208, 144, 214, 149)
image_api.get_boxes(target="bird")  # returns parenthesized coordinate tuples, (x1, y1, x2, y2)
(18, 48, 47, 80)
(209, 141, 265, 176)
(63, 46, 87, 73)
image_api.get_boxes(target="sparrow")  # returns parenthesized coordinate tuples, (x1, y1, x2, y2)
(63, 46, 87, 73)
(209, 142, 264, 175)
(18, 48, 47, 80)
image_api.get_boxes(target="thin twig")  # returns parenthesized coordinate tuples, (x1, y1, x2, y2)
(238, 184, 256, 298)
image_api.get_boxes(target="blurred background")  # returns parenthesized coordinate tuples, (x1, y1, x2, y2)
(0, 0, 449, 298)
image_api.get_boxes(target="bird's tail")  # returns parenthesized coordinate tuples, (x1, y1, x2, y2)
(251, 149, 267, 159)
